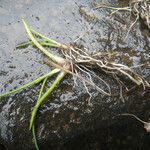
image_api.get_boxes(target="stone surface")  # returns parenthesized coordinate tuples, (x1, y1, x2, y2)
(0, 0, 150, 150)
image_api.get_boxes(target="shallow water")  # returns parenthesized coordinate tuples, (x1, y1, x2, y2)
(0, 0, 150, 149)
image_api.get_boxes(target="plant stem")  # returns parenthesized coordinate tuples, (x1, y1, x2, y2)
(16, 40, 58, 49)
(30, 28, 68, 50)
(29, 71, 66, 130)
(22, 19, 65, 64)
(32, 124, 39, 150)
(0, 68, 60, 98)
(32, 77, 48, 150)
(30, 28, 61, 47)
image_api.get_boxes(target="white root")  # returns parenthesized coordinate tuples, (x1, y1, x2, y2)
(60, 44, 149, 99)
(93, 0, 150, 40)
(119, 113, 150, 132)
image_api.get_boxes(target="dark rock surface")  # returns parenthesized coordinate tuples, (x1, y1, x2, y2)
(0, 0, 150, 150)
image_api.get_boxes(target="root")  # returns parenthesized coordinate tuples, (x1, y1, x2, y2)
(119, 113, 150, 132)
(93, 0, 150, 40)
(60, 44, 150, 97)
(94, 4, 131, 12)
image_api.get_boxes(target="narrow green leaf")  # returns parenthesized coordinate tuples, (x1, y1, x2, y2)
(0, 68, 60, 98)
(32, 124, 40, 150)
(30, 28, 61, 47)
(29, 71, 66, 130)
(16, 40, 58, 49)
(32, 77, 47, 150)
(16, 41, 32, 48)
(22, 19, 64, 64)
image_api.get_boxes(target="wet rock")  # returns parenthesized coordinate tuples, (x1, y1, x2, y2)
(131, 0, 150, 29)
(0, 0, 150, 150)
